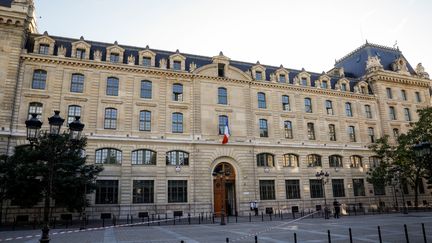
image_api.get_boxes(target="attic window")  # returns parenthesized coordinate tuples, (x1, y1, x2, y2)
(76, 48, 86, 59)
(255, 71, 263, 80)
(301, 78, 307, 86)
(142, 57, 151, 66)
(218, 63, 225, 77)
(341, 83, 347, 91)
(360, 86, 367, 94)
(110, 53, 120, 63)
(173, 61, 181, 71)
(279, 74, 286, 83)
(39, 44, 49, 55)
(321, 81, 328, 89)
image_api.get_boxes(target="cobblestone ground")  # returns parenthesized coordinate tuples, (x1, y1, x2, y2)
(1, 212, 431, 242)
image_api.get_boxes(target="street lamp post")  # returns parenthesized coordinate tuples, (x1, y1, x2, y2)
(25, 112, 85, 243)
(212, 169, 230, 225)
(316, 170, 330, 219)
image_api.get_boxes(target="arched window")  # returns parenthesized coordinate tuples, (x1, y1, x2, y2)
(106, 77, 119, 96)
(307, 123, 315, 140)
(140, 80, 152, 99)
(32, 69, 47, 90)
(173, 83, 183, 101)
(104, 108, 117, 129)
(369, 156, 382, 168)
(218, 87, 227, 105)
(139, 110, 151, 131)
(166, 150, 189, 165)
(256, 153, 274, 167)
(284, 120, 293, 139)
(307, 154, 321, 167)
(28, 102, 43, 120)
(132, 149, 156, 165)
(257, 92, 266, 108)
(70, 73, 84, 93)
(325, 100, 333, 115)
(329, 155, 342, 167)
(67, 105, 81, 125)
(345, 102, 353, 117)
(282, 95, 290, 111)
(96, 148, 122, 164)
(259, 119, 268, 137)
(350, 155, 363, 168)
(283, 154, 299, 167)
(218, 115, 228, 135)
(172, 112, 183, 133)
(304, 98, 312, 113)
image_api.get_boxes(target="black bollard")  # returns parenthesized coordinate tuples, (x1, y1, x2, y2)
(422, 223, 427, 243)
(328, 230, 331, 243)
(152, 214, 154, 223)
(181, 241, 184, 243)
(404, 224, 410, 243)
(199, 213, 201, 224)
(131, 215, 134, 225)
(354, 207, 357, 216)
(102, 218, 105, 227)
(127, 214, 129, 224)
(349, 228, 353, 243)
(378, 226, 382, 243)
(294, 232, 297, 243)
(53, 217, 57, 229)
(270, 213, 272, 221)
(212, 214, 215, 224)
(226, 237, 229, 242)
(235, 213, 238, 223)
(249, 212, 251, 222)
(255, 235, 258, 243)
(261, 212, 264, 221)
(188, 213, 191, 224)
(148, 216, 150, 226)
(157, 215, 160, 226)
(281, 211, 283, 220)
(173, 216, 175, 225)
(33, 217, 36, 230)
(113, 215, 116, 226)
(292, 211, 296, 219)
(227, 214, 229, 223)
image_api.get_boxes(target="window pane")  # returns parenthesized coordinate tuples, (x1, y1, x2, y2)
(218, 87, 227, 105)
(259, 180, 275, 200)
(95, 180, 119, 204)
(133, 180, 154, 203)
(139, 110, 151, 131)
(285, 180, 300, 199)
(259, 119, 268, 137)
(104, 108, 117, 129)
(71, 74, 84, 93)
(258, 93, 266, 108)
(168, 180, 187, 203)
(106, 77, 119, 96)
(309, 179, 323, 198)
(67, 105, 81, 125)
(219, 115, 228, 135)
(32, 70, 47, 89)
(141, 81, 152, 99)
(304, 98, 312, 113)
(284, 121, 293, 139)
(332, 179, 345, 197)
(172, 113, 183, 133)
(173, 84, 183, 101)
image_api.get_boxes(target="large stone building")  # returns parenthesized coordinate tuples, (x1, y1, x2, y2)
(1, 0, 431, 219)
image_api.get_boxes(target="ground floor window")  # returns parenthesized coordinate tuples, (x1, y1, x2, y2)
(259, 180, 275, 200)
(168, 180, 187, 203)
(353, 179, 365, 196)
(373, 183, 386, 196)
(332, 179, 345, 197)
(285, 180, 300, 199)
(133, 180, 154, 203)
(95, 180, 118, 204)
(309, 179, 323, 198)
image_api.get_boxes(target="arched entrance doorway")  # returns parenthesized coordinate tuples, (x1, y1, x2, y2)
(213, 162, 236, 216)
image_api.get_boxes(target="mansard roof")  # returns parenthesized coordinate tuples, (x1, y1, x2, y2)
(334, 42, 415, 78)
(0, 0, 12, 7)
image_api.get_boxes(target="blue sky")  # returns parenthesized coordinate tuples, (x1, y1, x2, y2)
(34, 0, 431, 73)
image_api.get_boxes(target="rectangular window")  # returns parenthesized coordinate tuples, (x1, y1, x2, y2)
(104, 108, 117, 129)
(173, 60, 182, 70)
(332, 179, 345, 197)
(106, 77, 119, 96)
(71, 74, 84, 93)
(67, 105, 81, 125)
(368, 127, 375, 143)
(173, 84, 183, 101)
(140, 81, 152, 99)
(389, 106, 396, 120)
(110, 53, 120, 63)
(304, 98, 312, 113)
(404, 108, 411, 121)
(415, 92, 421, 103)
(309, 179, 323, 198)
(218, 63, 225, 77)
(284, 121, 293, 139)
(259, 180, 275, 200)
(348, 126, 356, 142)
(401, 90, 407, 101)
(345, 103, 353, 117)
(301, 78, 307, 86)
(285, 180, 300, 199)
(168, 180, 187, 203)
(373, 184, 386, 196)
(321, 81, 328, 89)
(255, 71, 262, 80)
(282, 95, 290, 111)
(279, 74, 286, 83)
(139, 111, 151, 131)
(39, 44, 49, 55)
(258, 93, 266, 109)
(307, 123, 315, 140)
(325, 100, 333, 115)
(133, 180, 154, 203)
(95, 180, 118, 204)
(218, 115, 228, 135)
(76, 48, 86, 59)
(218, 87, 228, 105)
(329, 124, 336, 141)
(365, 105, 372, 118)
(353, 179, 365, 196)
(386, 88, 392, 99)
(142, 57, 151, 66)
(341, 83, 347, 91)
(172, 113, 183, 133)
(259, 119, 268, 137)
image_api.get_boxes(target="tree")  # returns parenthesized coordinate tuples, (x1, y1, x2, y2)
(4, 133, 103, 214)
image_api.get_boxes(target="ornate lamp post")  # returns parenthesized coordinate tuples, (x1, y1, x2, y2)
(212, 169, 231, 225)
(315, 170, 330, 219)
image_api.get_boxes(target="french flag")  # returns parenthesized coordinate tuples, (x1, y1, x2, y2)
(222, 120, 231, 144)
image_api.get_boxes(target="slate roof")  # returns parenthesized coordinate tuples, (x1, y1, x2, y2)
(0, 0, 12, 7)
(334, 42, 415, 78)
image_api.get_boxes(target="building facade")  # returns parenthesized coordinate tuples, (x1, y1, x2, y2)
(1, 0, 431, 220)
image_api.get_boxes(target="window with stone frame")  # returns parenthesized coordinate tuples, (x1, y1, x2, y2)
(132, 149, 156, 165)
(325, 100, 333, 115)
(70, 73, 84, 93)
(373, 183, 386, 196)
(350, 155, 363, 168)
(255, 71, 263, 80)
(218, 87, 228, 105)
(139, 110, 151, 131)
(282, 95, 290, 111)
(284, 120, 293, 139)
(345, 102, 353, 117)
(259, 119, 268, 137)
(168, 180, 187, 203)
(332, 179, 345, 197)
(329, 124, 336, 141)
(39, 44, 49, 55)
(166, 150, 189, 166)
(140, 80, 152, 99)
(389, 106, 397, 120)
(258, 92, 266, 108)
(76, 48, 86, 59)
(172, 83, 183, 101)
(279, 74, 286, 83)
(283, 154, 299, 167)
(173, 60, 182, 71)
(218, 115, 228, 135)
(369, 156, 381, 168)
(368, 127, 375, 143)
(365, 105, 372, 118)
(415, 92, 422, 103)
(304, 98, 312, 113)
(142, 56, 151, 66)
(28, 102, 43, 120)
(309, 179, 323, 198)
(307, 122, 315, 140)
(133, 180, 154, 203)
(348, 126, 356, 142)
(32, 69, 47, 90)
(259, 180, 275, 200)
(321, 80, 328, 89)
(104, 108, 117, 129)
(353, 178, 365, 196)
(329, 155, 343, 167)
(285, 180, 301, 199)
(404, 108, 411, 121)
(95, 180, 118, 204)
(95, 148, 122, 164)
(386, 87, 393, 99)
(257, 153, 274, 167)
(341, 83, 347, 91)
(301, 77, 307, 86)
(307, 154, 321, 167)
(106, 77, 119, 96)
(67, 105, 81, 125)
(110, 53, 120, 63)
(172, 112, 183, 133)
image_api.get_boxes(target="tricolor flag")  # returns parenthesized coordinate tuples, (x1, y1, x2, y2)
(222, 120, 230, 144)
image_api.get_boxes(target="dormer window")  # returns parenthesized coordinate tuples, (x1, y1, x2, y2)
(301, 78, 307, 86)
(173, 61, 181, 71)
(110, 53, 120, 63)
(279, 74, 286, 83)
(360, 86, 367, 94)
(76, 48, 86, 59)
(321, 81, 328, 89)
(142, 57, 151, 66)
(341, 83, 347, 91)
(39, 44, 49, 55)
(256, 71, 263, 81)
(218, 63, 225, 77)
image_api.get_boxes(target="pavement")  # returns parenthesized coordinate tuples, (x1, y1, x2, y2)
(0, 212, 431, 242)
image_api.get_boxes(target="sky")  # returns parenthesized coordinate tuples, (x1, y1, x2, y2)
(34, 0, 432, 73)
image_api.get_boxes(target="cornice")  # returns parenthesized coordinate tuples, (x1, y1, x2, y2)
(366, 70, 430, 87)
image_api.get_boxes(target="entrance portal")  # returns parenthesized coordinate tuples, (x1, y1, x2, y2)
(213, 162, 236, 216)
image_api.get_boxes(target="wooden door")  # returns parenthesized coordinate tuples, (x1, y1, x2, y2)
(213, 180, 224, 216)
